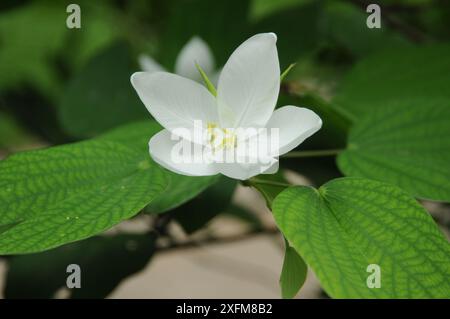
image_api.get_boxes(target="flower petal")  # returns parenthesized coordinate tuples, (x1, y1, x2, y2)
(214, 140, 278, 180)
(175, 36, 215, 82)
(265, 105, 322, 156)
(138, 54, 165, 73)
(210, 68, 221, 87)
(131, 71, 219, 142)
(218, 161, 277, 180)
(217, 33, 280, 128)
(149, 129, 219, 176)
(261, 161, 279, 174)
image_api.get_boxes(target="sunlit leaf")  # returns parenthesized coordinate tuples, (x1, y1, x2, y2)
(280, 243, 307, 299)
(338, 98, 450, 202)
(273, 177, 450, 298)
(0, 122, 168, 254)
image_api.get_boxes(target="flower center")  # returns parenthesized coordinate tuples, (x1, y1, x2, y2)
(207, 123, 237, 152)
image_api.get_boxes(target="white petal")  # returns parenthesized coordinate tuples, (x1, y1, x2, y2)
(175, 36, 215, 82)
(131, 71, 219, 142)
(138, 54, 165, 73)
(149, 129, 219, 176)
(265, 105, 322, 156)
(217, 33, 280, 128)
(215, 142, 278, 180)
(261, 161, 279, 174)
(218, 161, 276, 180)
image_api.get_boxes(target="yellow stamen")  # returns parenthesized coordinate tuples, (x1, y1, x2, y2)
(207, 123, 237, 152)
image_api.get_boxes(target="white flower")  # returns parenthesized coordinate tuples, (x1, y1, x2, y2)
(131, 33, 322, 180)
(138, 36, 219, 84)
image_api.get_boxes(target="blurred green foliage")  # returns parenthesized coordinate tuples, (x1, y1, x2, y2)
(1, 0, 449, 299)
(60, 42, 147, 137)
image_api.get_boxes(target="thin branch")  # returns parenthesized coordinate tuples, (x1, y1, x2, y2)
(282, 148, 343, 159)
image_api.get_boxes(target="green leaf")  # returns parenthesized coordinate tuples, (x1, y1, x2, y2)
(5, 233, 155, 299)
(272, 177, 450, 298)
(338, 99, 450, 202)
(0, 122, 168, 254)
(0, 119, 221, 254)
(333, 44, 450, 118)
(173, 177, 236, 234)
(59, 42, 148, 138)
(280, 242, 307, 299)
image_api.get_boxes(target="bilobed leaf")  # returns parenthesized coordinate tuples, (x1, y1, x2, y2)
(272, 177, 450, 298)
(334, 44, 450, 118)
(338, 99, 450, 202)
(5, 233, 155, 299)
(0, 122, 168, 254)
(280, 243, 307, 299)
(59, 42, 148, 138)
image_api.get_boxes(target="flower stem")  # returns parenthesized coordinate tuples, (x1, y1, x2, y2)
(282, 148, 343, 158)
